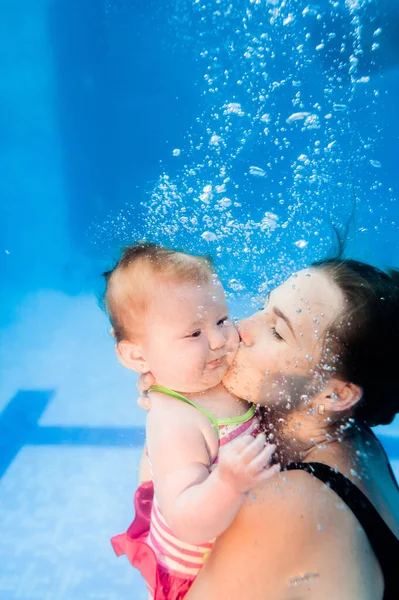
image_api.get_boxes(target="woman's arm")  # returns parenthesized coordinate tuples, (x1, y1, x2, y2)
(185, 470, 367, 600)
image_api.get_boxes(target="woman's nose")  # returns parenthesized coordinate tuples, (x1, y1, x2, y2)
(237, 318, 254, 347)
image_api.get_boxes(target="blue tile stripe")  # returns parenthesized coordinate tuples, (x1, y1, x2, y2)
(29, 425, 146, 446)
(0, 390, 55, 478)
(0, 390, 398, 479)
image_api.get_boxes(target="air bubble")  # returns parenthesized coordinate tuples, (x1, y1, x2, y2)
(201, 231, 218, 242)
(224, 102, 245, 116)
(218, 197, 232, 208)
(348, 56, 359, 74)
(249, 166, 266, 177)
(209, 135, 222, 146)
(302, 5, 319, 17)
(303, 114, 320, 129)
(333, 103, 347, 112)
(295, 240, 308, 249)
(228, 279, 245, 291)
(286, 111, 311, 124)
(283, 14, 295, 26)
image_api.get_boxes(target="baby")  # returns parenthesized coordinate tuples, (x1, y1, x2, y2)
(104, 243, 279, 600)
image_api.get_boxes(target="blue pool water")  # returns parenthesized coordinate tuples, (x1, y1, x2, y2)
(1, 1, 399, 598)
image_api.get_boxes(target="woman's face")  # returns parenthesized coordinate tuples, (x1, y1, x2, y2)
(223, 268, 344, 409)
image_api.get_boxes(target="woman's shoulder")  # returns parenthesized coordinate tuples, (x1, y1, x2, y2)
(231, 466, 378, 572)
(233, 468, 332, 542)
(186, 468, 378, 600)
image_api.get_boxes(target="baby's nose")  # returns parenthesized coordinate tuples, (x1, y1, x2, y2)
(209, 327, 226, 350)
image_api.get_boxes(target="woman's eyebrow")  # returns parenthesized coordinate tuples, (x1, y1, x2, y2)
(272, 307, 296, 339)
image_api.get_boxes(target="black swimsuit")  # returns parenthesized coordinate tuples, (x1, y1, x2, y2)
(286, 454, 399, 599)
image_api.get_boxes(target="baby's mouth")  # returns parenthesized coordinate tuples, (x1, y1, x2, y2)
(207, 356, 225, 368)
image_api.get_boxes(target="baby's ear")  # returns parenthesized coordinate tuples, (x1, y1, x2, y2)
(115, 341, 150, 373)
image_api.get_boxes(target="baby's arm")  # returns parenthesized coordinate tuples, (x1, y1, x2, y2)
(146, 396, 279, 546)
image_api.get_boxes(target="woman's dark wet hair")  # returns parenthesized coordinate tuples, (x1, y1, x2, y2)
(311, 258, 399, 427)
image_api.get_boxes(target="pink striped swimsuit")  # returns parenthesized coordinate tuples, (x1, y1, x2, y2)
(111, 386, 258, 600)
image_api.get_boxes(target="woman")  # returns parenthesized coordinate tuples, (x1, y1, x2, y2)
(138, 258, 399, 599)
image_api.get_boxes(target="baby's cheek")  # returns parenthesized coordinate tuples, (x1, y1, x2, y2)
(228, 325, 240, 346)
(225, 348, 236, 367)
(187, 351, 207, 375)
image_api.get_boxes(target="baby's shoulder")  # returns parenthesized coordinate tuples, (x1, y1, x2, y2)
(147, 390, 219, 458)
(147, 389, 211, 427)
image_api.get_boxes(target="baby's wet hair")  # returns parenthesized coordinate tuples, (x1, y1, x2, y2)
(103, 242, 214, 342)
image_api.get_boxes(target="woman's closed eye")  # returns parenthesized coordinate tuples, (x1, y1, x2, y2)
(271, 327, 284, 341)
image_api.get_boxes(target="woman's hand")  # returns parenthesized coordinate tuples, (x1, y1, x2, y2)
(137, 372, 156, 410)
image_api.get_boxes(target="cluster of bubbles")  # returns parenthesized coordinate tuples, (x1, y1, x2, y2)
(95, 0, 395, 304)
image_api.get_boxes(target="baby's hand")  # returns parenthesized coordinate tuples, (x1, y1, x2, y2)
(217, 432, 280, 494)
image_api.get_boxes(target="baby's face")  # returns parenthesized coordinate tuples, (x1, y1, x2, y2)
(141, 276, 239, 393)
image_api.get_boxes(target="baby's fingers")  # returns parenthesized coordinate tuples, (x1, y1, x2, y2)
(137, 393, 151, 411)
(249, 443, 277, 473)
(239, 433, 272, 463)
(137, 372, 156, 394)
(255, 463, 281, 483)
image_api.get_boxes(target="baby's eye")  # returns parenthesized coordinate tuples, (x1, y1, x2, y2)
(217, 317, 228, 326)
(190, 330, 202, 338)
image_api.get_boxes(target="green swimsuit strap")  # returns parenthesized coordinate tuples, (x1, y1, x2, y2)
(148, 384, 220, 438)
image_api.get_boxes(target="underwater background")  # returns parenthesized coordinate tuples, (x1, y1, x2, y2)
(1, 1, 398, 598)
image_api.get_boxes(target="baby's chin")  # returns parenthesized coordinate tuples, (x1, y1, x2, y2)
(206, 363, 230, 387)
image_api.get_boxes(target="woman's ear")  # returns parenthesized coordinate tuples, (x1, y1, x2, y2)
(115, 341, 150, 373)
(320, 379, 363, 413)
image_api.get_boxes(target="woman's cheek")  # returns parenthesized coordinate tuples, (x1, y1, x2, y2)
(254, 342, 281, 373)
